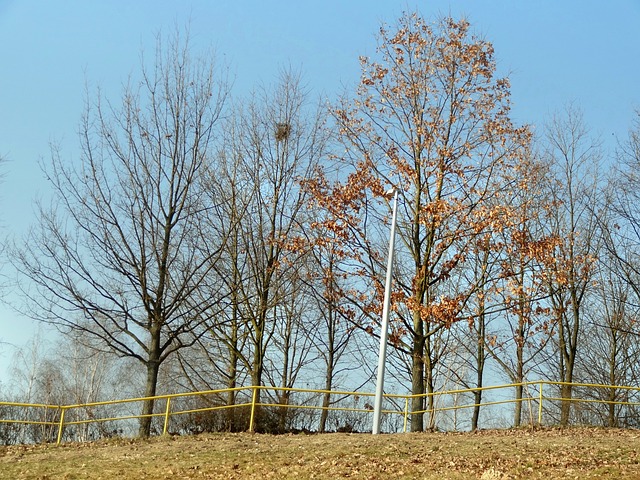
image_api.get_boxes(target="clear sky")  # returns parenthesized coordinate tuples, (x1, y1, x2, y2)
(1, 0, 639, 385)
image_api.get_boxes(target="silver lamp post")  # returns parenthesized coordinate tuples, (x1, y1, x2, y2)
(372, 188, 399, 434)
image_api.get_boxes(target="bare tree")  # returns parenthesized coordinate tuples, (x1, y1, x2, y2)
(585, 109, 640, 427)
(540, 105, 601, 426)
(576, 254, 640, 427)
(172, 71, 330, 432)
(297, 221, 361, 432)
(170, 130, 254, 430)
(12, 31, 229, 437)
(606, 110, 640, 299)
(222, 72, 329, 431)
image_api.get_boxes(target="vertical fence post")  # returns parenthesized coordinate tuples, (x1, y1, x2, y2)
(538, 382, 543, 426)
(163, 397, 172, 435)
(403, 398, 409, 433)
(56, 407, 67, 445)
(249, 387, 258, 433)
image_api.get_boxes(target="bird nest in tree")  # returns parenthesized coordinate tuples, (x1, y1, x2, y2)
(275, 122, 291, 142)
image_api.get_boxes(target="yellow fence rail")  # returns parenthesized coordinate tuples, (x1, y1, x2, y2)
(2, 380, 640, 445)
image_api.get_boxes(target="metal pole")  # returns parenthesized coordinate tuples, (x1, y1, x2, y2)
(403, 397, 409, 433)
(538, 381, 543, 426)
(372, 189, 399, 434)
(163, 397, 172, 435)
(56, 407, 67, 445)
(249, 386, 258, 433)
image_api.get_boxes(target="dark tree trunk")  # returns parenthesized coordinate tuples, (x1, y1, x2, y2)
(424, 335, 436, 431)
(471, 309, 486, 432)
(410, 329, 425, 432)
(514, 332, 525, 427)
(139, 357, 161, 438)
(226, 325, 238, 431)
(319, 331, 335, 433)
(560, 382, 573, 426)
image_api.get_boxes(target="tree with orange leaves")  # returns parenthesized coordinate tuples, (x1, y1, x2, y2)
(305, 13, 530, 431)
(479, 149, 558, 428)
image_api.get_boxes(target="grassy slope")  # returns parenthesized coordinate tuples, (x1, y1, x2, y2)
(1, 428, 639, 479)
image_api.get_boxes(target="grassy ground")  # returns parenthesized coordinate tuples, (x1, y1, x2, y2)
(1, 427, 639, 479)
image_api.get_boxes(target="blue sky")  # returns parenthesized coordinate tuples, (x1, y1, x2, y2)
(1, 0, 639, 384)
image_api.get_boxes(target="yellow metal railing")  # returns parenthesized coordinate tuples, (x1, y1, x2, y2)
(2, 380, 640, 445)
(403, 380, 640, 427)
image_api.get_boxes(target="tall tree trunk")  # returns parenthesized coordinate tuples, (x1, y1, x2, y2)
(559, 300, 580, 426)
(514, 318, 525, 427)
(514, 360, 524, 428)
(424, 334, 436, 431)
(319, 315, 335, 433)
(251, 333, 264, 431)
(607, 334, 618, 427)
(139, 355, 161, 438)
(559, 382, 572, 426)
(319, 365, 333, 433)
(250, 256, 274, 432)
(471, 375, 483, 431)
(513, 276, 527, 427)
(559, 325, 575, 427)
(226, 367, 237, 431)
(279, 317, 293, 433)
(226, 313, 239, 431)
(471, 313, 486, 431)
(410, 321, 425, 432)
